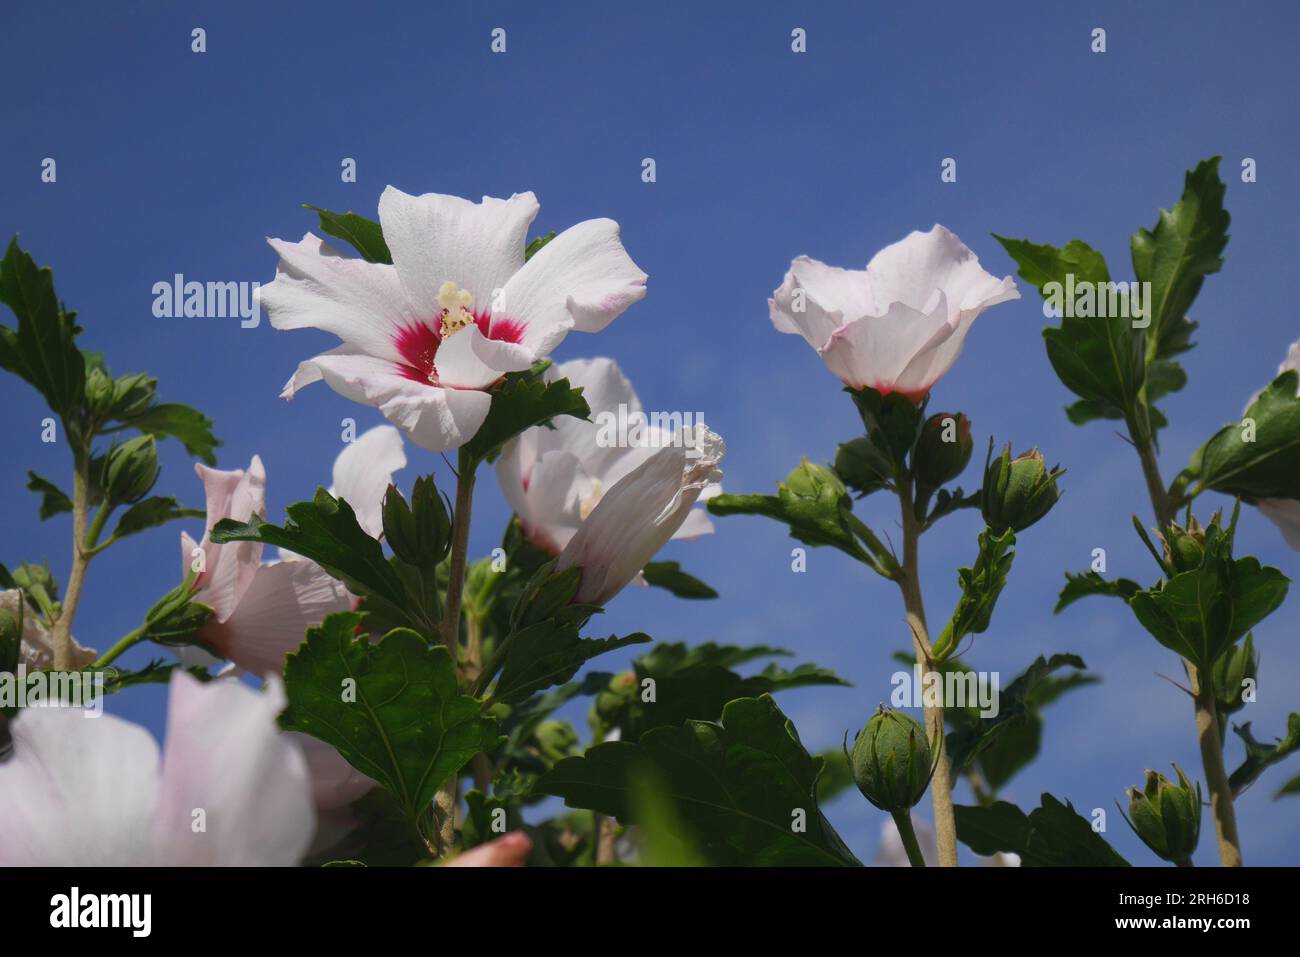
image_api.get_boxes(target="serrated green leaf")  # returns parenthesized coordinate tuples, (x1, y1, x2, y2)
(1130, 157, 1228, 364)
(492, 619, 649, 705)
(25, 471, 72, 519)
(464, 363, 589, 465)
(283, 612, 501, 822)
(112, 496, 204, 541)
(955, 793, 1130, 866)
(305, 205, 392, 264)
(0, 238, 85, 420)
(1055, 570, 1142, 613)
(640, 560, 718, 599)
(933, 527, 1016, 658)
(1187, 371, 1300, 500)
(1228, 713, 1300, 797)
(536, 695, 861, 866)
(122, 402, 220, 465)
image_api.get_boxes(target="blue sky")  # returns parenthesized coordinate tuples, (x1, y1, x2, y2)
(3, 0, 1299, 865)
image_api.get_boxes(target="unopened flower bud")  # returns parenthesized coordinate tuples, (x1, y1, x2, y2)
(1213, 633, 1258, 717)
(848, 706, 933, 812)
(1124, 764, 1202, 866)
(102, 435, 159, 504)
(382, 475, 451, 566)
(981, 444, 1064, 533)
(1162, 515, 1208, 573)
(914, 412, 973, 490)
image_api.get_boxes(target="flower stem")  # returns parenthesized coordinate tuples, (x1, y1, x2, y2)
(50, 459, 90, 670)
(92, 624, 148, 670)
(1129, 418, 1242, 867)
(433, 448, 479, 856)
(891, 809, 927, 867)
(897, 479, 959, 867)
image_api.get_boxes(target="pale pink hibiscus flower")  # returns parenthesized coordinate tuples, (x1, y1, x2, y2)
(770, 225, 1018, 400)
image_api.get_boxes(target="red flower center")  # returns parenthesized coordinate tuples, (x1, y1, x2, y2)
(393, 311, 525, 385)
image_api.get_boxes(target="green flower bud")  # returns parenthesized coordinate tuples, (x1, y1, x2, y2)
(534, 720, 579, 764)
(1213, 633, 1258, 717)
(913, 412, 973, 490)
(848, 706, 934, 811)
(382, 475, 451, 566)
(594, 671, 636, 722)
(833, 437, 892, 498)
(84, 366, 116, 418)
(783, 458, 848, 503)
(1124, 764, 1202, 865)
(102, 435, 160, 504)
(110, 373, 157, 419)
(981, 444, 1064, 533)
(1162, 515, 1208, 573)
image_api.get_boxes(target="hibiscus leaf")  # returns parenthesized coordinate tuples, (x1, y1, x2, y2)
(211, 488, 428, 632)
(536, 695, 861, 866)
(1130, 156, 1229, 365)
(491, 619, 650, 705)
(111, 496, 204, 541)
(635, 640, 793, 672)
(121, 402, 220, 465)
(1228, 713, 1300, 797)
(617, 653, 850, 742)
(25, 471, 73, 519)
(0, 237, 85, 421)
(463, 363, 590, 466)
(641, 560, 718, 599)
(1055, 570, 1141, 613)
(305, 205, 393, 264)
(283, 611, 502, 824)
(932, 527, 1017, 658)
(995, 235, 1147, 426)
(1183, 371, 1300, 501)
(955, 794, 1130, 866)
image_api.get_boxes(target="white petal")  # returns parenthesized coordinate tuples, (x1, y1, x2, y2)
(331, 425, 407, 539)
(770, 256, 873, 350)
(378, 187, 538, 310)
(201, 560, 352, 677)
(501, 218, 647, 354)
(0, 590, 96, 670)
(304, 352, 492, 452)
(0, 707, 160, 865)
(260, 233, 417, 363)
(154, 673, 315, 865)
(282, 343, 365, 399)
(287, 732, 376, 810)
(434, 323, 512, 390)
(820, 296, 954, 396)
(865, 225, 1018, 320)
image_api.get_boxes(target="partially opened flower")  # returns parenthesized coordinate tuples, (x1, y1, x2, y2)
(262, 189, 647, 451)
(497, 357, 718, 554)
(0, 672, 314, 865)
(770, 225, 1018, 400)
(181, 456, 352, 676)
(1253, 338, 1300, 549)
(0, 589, 95, 670)
(555, 426, 725, 606)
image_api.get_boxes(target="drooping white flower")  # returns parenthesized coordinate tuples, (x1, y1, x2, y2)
(0, 672, 314, 866)
(554, 426, 725, 606)
(0, 589, 96, 670)
(261, 189, 647, 452)
(1252, 338, 1300, 549)
(770, 225, 1018, 399)
(496, 357, 718, 554)
(181, 456, 352, 677)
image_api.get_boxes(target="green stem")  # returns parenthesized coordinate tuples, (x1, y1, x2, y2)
(891, 808, 927, 867)
(49, 462, 90, 670)
(92, 624, 149, 670)
(1129, 413, 1243, 867)
(897, 478, 959, 867)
